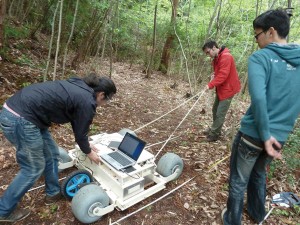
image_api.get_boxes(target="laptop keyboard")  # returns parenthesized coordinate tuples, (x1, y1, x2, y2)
(109, 152, 132, 166)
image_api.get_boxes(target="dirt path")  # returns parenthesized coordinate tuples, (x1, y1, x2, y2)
(0, 60, 298, 225)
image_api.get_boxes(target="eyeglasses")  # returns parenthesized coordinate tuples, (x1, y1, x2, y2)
(105, 94, 113, 102)
(254, 30, 265, 40)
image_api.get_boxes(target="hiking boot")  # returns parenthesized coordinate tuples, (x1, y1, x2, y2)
(0, 208, 31, 223)
(203, 128, 211, 135)
(45, 192, 63, 205)
(206, 134, 219, 142)
(221, 208, 227, 224)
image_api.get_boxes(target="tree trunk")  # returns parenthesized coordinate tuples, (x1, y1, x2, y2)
(159, 0, 179, 74)
(145, 3, 158, 78)
(44, 0, 60, 81)
(0, 0, 6, 51)
(62, 0, 79, 77)
(53, 0, 63, 81)
(206, 0, 221, 40)
(29, 0, 56, 38)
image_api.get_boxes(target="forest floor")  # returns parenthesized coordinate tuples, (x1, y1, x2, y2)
(0, 38, 299, 225)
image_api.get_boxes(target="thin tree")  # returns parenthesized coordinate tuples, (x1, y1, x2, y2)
(0, 0, 6, 53)
(53, 0, 63, 81)
(62, 0, 79, 78)
(44, 0, 60, 82)
(109, 0, 119, 77)
(145, 2, 158, 78)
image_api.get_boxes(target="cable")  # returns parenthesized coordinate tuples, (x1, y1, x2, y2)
(110, 152, 230, 225)
(110, 176, 195, 225)
(134, 89, 205, 133)
(155, 89, 206, 159)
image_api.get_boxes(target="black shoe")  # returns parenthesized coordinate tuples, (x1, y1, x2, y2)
(45, 192, 63, 205)
(0, 208, 31, 223)
(206, 134, 219, 142)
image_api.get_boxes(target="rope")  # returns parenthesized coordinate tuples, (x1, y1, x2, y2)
(258, 207, 274, 225)
(110, 176, 196, 225)
(154, 89, 206, 159)
(28, 177, 66, 192)
(110, 150, 231, 224)
(134, 89, 205, 133)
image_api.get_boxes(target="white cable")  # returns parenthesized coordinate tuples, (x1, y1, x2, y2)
(110, 176, 195, 225)
(155, 89, 206, 159)
(134, 89, 204, 133)
(28, 177, 66, 192)
(258, 207, 274, 225)
(144, 135, 180, 149)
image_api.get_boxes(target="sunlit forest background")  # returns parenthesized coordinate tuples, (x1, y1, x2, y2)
(1, 0, 299, 93)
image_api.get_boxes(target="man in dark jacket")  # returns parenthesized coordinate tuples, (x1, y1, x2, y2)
(0, 73, 116, 222)
(202, 41, 241, 141)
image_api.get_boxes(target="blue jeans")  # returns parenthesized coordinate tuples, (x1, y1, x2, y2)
(223, 132, 273, 225)
(0, 108, 60, 216)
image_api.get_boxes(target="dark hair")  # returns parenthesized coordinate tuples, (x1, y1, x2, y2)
(202, 41, 219, 51)
(253, 9, 290, 39)
(83, 73, 117, 99)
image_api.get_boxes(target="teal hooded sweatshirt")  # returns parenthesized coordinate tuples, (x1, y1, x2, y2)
(240, 43, 300, 142)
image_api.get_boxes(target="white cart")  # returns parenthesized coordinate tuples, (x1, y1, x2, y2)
(58, 129, 184, 224)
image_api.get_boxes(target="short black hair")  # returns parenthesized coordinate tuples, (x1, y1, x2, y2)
(83, 73, 117, 99)
(253, 8, 290, 39)
(202, 41, 219, 51)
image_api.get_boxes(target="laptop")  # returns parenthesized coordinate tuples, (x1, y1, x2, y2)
(100, 132, 146, 171)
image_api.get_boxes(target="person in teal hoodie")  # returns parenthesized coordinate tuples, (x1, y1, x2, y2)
(222, 9, 300, 225)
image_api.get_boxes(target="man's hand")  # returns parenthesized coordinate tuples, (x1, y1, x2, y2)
(87, 144, 101, 164)
(87, 151, 101, 164)
(264, 136, 282, 160)
(90, 144, 99, 153)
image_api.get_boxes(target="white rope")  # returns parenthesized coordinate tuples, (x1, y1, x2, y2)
(258, 207, 274, 225)
(145, 135, 180, 149)
(110, 176, 195, 225)
(28, 177, 66, 192)
(134, 89, 205, 133)
(154, 89, 206, 159)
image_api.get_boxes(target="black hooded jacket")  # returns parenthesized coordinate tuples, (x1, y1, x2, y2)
(6, 77, 96, 154)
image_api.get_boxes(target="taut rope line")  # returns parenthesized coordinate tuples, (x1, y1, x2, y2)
(154, 88, 206, 159)
(133, 89, 205, 133)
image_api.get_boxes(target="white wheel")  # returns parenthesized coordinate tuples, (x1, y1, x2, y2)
(58, 147, 72, 172)
(156, 153, 183, 180)
(71, 184, 110, 224)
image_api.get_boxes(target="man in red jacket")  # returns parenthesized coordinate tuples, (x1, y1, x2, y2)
(202, 41, 241, 142)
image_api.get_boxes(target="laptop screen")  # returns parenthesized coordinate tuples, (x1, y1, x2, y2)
(118, 132, 146, 161)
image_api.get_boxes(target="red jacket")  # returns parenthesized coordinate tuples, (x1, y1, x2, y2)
(208, 47, 241, 101)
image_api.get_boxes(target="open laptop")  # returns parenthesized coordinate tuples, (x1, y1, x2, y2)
(100, 132, 146, 171)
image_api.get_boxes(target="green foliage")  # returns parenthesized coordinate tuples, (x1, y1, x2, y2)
(15, 54, 33, 66)
(4, 0, 300, 87)
(273, 208, 290, 217)
(21, 82, 31, 88)
(89, 124, 100, 135)
(5, 25, 29, 39)
(272, 205, 300, 218)
(269, 120, 300, 183)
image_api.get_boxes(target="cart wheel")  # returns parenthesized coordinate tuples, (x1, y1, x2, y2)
(156, 153, 183, 180)
(61, 170, 93, 200)
(71, 184, 109, 224)
(58, 147, 72, 172)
